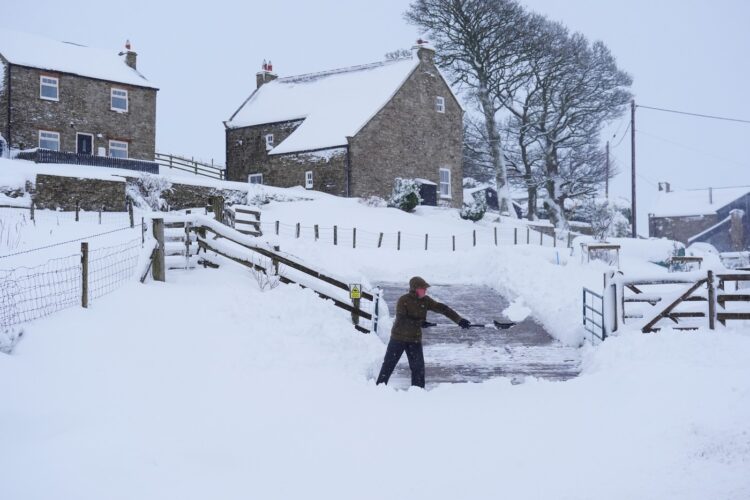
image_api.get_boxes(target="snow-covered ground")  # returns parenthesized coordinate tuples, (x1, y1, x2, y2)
(1, 164, 749, 499)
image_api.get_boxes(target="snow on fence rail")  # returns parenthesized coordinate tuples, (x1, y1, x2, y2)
(260, 220, 571, 251)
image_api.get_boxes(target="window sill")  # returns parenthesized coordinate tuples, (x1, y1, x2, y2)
(111, 108, 129, 114)
(40, 97, 59, 102)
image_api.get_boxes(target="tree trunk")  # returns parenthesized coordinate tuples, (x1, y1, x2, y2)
(478, 85, 516, 218)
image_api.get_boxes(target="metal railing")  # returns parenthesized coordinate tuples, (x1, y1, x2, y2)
(583, 287, 605, 342)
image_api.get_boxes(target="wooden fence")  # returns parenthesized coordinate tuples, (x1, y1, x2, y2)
(154, 153, 225, 180)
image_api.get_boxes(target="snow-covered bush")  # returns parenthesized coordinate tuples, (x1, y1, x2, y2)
(388, 178, 422, 212)
(577, 198, 631, 240)
(460, 194, 487, 222)
(359, 196, 388, 208)
(127, 174, 172, 211)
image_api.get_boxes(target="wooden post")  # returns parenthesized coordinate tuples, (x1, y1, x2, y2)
(397, 231, 401, 251)
(553, 231, 557, 248)
(540, 230, 543, 245)
(275, 220, 280, 235)
(707, 270, 716, 330)
(212, 196, 225, 224)
(353, 228, 357, 248)
(128, 201, 134, 228)
(526, 227, 530, 244)
(75, 200, 80, 222)
(81, 242, 89, 308)
(272, 245, 280, 275)
(152, 218, 166, 282)
(30, 203, 35, 224)
(98, 205, 102, 225)
(473, 230, 477, 247)
(314, 224, 319, 241)
(296, 223, 300, 238)
(452, 235, 456, 252)
(185, 221, 192, 264)
(141, 217, 145, 245)
(494, 226, 498, 246)
(352, 298, 361, 326)
(425, 233, 429, 251)
(378, 232, 383, 248)
(334, 225, 338, 245)
(568, 232, 573, 248)
(514, 228, 518, 245)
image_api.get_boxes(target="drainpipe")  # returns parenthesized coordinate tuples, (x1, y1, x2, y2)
(6, 63, 11, 151)
(344, 139, 352, 197)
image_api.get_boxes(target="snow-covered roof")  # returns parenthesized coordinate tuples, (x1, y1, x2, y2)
(226, 57, 422, 155)
(650, 187, 750, 218)
(0, 29, 157, 89)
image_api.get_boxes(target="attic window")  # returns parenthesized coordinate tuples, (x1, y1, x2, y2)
(40, 76, 59, 101)
(265, 134, 274, 151)
(435, 96, 445, 113)
(111, 88, 128, 112)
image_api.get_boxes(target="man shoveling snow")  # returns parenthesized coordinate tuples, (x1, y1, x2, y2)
(376, 276, 470, 388)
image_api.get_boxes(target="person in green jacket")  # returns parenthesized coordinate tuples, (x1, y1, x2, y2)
(376, 276, 470, 388)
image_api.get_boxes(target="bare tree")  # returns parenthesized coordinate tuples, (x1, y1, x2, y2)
(406, 0, 533, 217)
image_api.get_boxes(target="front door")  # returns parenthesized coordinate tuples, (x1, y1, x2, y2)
(76, 133, 93, 155)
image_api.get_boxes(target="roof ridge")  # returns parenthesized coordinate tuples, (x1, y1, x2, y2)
(277, 57, 412, 84)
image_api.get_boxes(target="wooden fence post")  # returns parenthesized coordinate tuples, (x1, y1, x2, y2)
(473, 229, 477, 247)
(141, 217, 145, 245)
(212, 196, 225, 224)
(296, 223, 301, 238)
(540, 230, 543, 245)
(514, 228, 518, 245)
(452, 235, 456, 252)
(568, 232, 573, 248)
(81, 242, 89, 308)
(707, 270, 716, 330)
(352, 298, 361, 326)
(75, 200, 80, 222)
(378, 232, 383, 248)
(152, 218, 166, 282)
(334, 225, 338, 245)
(353, 228, 357, 248)
(128, 201, 134, 228)
(553, 231, 557, 247)
(397, 231, 401, 251)
(275, 220, 280, 235)
(425, 233, 429, 251)
(526, 227, 530, 244)
(314, 224, 319, 241)
(98, 205, 103, 225)
(30, 203, 35, 224)
(494, 226, 498, 246)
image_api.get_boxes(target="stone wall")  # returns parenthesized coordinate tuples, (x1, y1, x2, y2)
(162, 182, 248, 211)
(5, 64, 157, 160)
(33, 174, 126, 211)
(350, 53, 463, 208)
(0, 60, 8, 146)
(649, 214, 719, 245)
(225, 120, 303, 182)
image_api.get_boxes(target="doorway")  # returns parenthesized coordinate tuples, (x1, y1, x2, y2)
(76, 133, 94, 155)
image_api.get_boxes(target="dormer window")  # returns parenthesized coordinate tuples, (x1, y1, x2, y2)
(265, 134, 274, 151)
(435, 96, 445, 113)
(111, 88, 128, 112)
(40, 76, 59, 101)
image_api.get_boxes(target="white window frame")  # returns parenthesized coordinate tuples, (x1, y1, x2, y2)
(38, 130, 60, 151)
(40, 76, 59, 101)
(305, 170, 313, 189)
(264, 134, 274, 151)
(249, 173, 263, 184)
(439, 168, 451, 198)
(108, 140, 128, 159)
(435, 96, 445, 113)
(111, 88, 129, 112)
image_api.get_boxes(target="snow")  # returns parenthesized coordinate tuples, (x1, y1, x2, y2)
(226, 57, 420, 154)
(0, 29, 157, 89)
(650, 186, 750, 217)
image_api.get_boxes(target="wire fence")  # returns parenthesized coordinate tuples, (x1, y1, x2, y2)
(260, 220, 570, 251)
(0, 237, 145, 332)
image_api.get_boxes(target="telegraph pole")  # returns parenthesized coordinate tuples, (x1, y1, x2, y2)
(630, 99, 637, 238)
(605, 140, 610, 199)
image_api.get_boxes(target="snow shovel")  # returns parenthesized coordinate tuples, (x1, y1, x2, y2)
(422, 321, 516, 330)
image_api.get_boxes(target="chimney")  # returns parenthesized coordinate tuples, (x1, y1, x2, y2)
(121, 40, 137, 70)
(256, 59, 278, 89)
(411, 38, 435, 64)
(658, 181, 671, 193)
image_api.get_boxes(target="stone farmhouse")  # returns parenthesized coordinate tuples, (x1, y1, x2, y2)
(649, 184, 750, 252)
(224, 42, 463, 207)
(0, 30, 158, 160)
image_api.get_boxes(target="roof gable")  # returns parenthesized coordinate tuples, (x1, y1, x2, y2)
(0, 29, 157, 89)
(226, 57, 424, 155)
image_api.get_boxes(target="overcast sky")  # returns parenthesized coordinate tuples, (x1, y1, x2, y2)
(4, 0, 749, 231)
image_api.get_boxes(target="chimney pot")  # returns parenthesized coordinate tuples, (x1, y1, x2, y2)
(256, 59, 278, 89)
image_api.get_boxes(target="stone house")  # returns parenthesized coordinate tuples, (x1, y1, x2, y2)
(649, 185, 750, 251)
(224, 42, 463, 207)
(0, 29, 158, 160)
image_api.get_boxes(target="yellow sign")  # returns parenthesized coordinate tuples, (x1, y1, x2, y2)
(349, 284, 362, 300)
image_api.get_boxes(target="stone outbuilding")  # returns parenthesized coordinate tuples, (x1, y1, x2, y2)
(0, 29, 158, 160)
(649, 185, 750, 252)
(224, 41, 463, 207)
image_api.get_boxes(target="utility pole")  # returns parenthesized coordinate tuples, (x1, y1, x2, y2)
(605, 140, 610, 199)
(631, 99, 637, 238)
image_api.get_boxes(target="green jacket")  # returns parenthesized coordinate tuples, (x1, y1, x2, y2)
(390, 291, 462, 343)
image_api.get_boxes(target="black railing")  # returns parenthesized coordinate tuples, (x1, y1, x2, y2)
(16, 149, 158, 174)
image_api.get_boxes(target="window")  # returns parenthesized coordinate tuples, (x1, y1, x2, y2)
(249, 173, 263, 184)
(109, 140, 128, 158)
(40, 76, 59, 101)
(111, 88, 128, 112)
(305, 171, 313, 189)
(264, 134, 274, 151)
(439, 168, 451, 198)
(435, 96, 445, 113)
(38, 130, 60, 151)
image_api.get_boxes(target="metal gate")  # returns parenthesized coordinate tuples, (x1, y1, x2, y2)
(583, 287, 606, 341)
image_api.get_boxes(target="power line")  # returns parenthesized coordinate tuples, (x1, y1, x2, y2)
(636, 104, 750, 124)
(611, 121, 631, 148)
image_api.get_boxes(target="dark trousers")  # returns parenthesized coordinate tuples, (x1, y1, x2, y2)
(376, 339, 425, 388)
